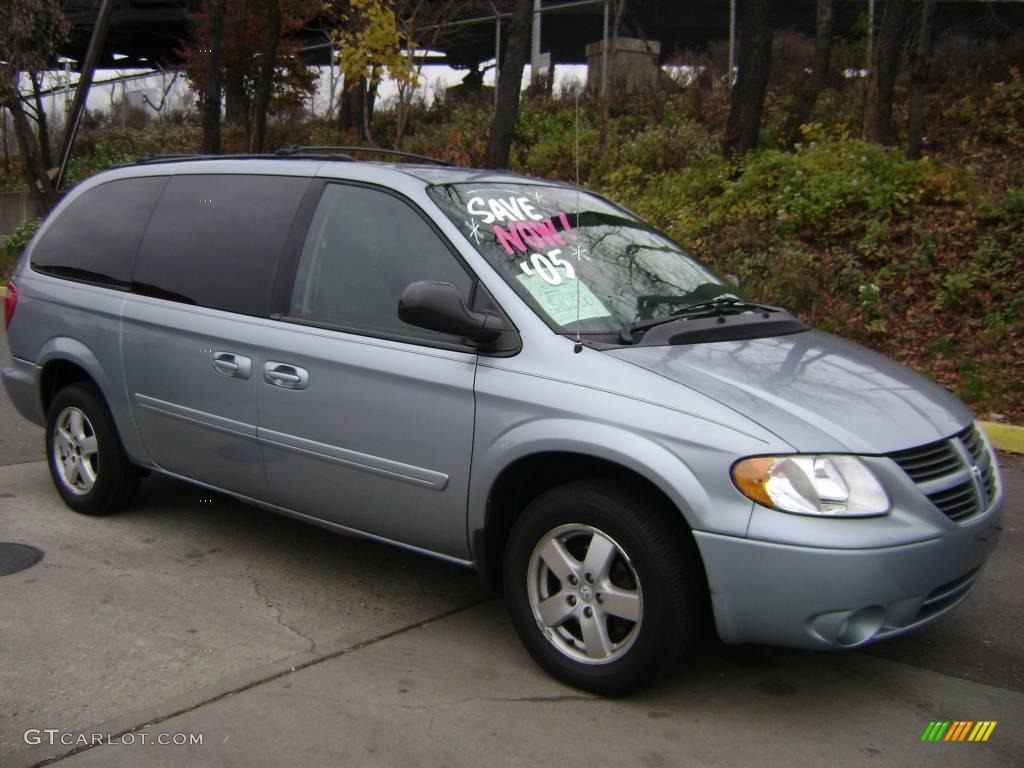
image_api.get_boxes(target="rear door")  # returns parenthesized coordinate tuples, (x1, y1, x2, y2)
(256, 182, 479, 558)
(123, 172, 310, 499)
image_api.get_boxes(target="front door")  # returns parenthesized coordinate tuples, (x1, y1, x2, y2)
(257, 183, 479, 559)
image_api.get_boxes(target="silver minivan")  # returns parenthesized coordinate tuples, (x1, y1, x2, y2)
(2, 151, 1003, 695)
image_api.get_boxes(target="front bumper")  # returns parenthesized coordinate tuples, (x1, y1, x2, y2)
(694, 504, 1002, 649)
(2, 356, 44, 427)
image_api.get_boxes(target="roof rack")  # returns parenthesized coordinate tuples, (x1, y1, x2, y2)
(275, 145, 453, 167)
(128, 153, 280, 167)
(116, 147, 455, 170)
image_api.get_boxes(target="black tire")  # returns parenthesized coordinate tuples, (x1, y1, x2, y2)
(503, 479, 707, 696)
(45, 382, 140, 516)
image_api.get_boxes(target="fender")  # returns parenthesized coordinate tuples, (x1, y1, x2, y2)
(36, 336, 152, 467)
(467, 417, 755, 544)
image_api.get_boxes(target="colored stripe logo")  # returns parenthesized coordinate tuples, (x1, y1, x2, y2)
(921, 721, 997, 742)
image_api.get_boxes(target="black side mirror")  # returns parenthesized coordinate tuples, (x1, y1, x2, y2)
(398, 281, 507, 342)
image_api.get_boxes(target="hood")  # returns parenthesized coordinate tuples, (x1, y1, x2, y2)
(608, 330, 973, 454)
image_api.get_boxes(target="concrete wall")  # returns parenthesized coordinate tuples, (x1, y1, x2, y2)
(586, 38, 662, 96)
(0, 192, 42, 235)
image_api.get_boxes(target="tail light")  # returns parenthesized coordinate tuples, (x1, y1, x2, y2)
(4, 281, 17, 330)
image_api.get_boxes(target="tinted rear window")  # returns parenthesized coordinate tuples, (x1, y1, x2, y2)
(133, 174, 309, 316)
(31, 176, 168, 287)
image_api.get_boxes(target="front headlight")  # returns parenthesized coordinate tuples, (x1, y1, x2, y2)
(731, 455, 890, 517)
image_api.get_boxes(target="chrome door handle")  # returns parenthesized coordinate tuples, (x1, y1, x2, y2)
(213, 352, 252, 379)
(264, 362, 309, 390)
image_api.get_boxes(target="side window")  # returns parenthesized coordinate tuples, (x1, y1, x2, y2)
(134, 174, 309, 316)
(289, 184, 474, 340)
(31, 176, 168, 287)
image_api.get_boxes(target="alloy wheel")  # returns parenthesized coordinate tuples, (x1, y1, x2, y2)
(52, 406, 99, 496)
(526, 523, 644, 664)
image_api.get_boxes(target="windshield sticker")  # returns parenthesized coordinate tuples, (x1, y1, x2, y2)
(495, 217, 576, 255)
(519, 249, 576, 285)
(516, 272, 611, 326)
(463, 219, 484, 244)
(463, 192, 579, 256)
(466, 195, 545, 224)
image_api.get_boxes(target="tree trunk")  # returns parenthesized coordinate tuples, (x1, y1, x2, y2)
(8, 94, 58, 211)
(784, 0, 833, 148)
(2, 107, 9, 176)
(339, 77, 365, 136)
(224, 67, 249, 127)
(30, 72, 52, 168)
(486, 0, 532, 169)
(249, 0, 281, 153)
(364, 72, 378, 145)
(907, 0, 935, 159)
(201, 0, 227, 154)
(723, 0, 774, 157)
(863, 0, 909, 145)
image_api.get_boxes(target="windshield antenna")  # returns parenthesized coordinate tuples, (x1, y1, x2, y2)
(573, 89, 583, 354)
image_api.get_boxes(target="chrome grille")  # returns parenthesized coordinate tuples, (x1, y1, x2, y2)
(889, 424, 997, 523)
(961, 424, 997, 499)
(888, 440, 961, 483)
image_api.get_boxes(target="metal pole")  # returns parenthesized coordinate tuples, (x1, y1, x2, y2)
(494, 19, 501, 106)
(56, 0, 116, 190)
(327, 43, 334, 119)
(866, 0, 875, 72)
(532, 0, 542, 81)
(2, 108, 8, 176)
(64, 60, 72, 127)
(601, 0, 609, 99)
(728, 0, 737, 86)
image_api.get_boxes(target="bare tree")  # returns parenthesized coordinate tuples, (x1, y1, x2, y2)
(724, 0, 775, 157)
(863, 0, 909, 145)
(907, 0, 935, 159)
(30, 72, 53, 167)
(485, 0, 532, 169)
(393, 0, 461, 147)
(202, 0, 227, 154)
(0, 0, 69, 210)
(249, 0, 282, 152)
(784, 0, 833, 148)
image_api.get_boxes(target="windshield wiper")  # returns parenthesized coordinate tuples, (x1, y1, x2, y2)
(627, 296, 781, 334)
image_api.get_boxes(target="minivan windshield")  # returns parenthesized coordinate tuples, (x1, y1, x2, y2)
(428, 183, 737, 338)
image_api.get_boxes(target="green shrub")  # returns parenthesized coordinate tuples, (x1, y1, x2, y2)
(2, 217, 42, 278)
(0, 174, 28, 192)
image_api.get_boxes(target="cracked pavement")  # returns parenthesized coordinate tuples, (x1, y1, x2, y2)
(2, 336, 1023, 767)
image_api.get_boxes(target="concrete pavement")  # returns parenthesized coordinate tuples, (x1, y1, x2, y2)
(1, 456, 1020, 767)
(2, 323, 1022, 766)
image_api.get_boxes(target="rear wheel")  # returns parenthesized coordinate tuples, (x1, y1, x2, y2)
(46, 383, 140, 515)
(503, 480, 706, 696)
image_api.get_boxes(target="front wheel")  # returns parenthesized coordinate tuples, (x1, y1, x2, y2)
(503, 480, 707, 696)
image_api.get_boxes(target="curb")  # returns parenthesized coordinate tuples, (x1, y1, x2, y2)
(0, 278, 1020, 454)
(980, 421, 1024, 455)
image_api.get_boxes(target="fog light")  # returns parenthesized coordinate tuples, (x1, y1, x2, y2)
(836, 606, 887, 646)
